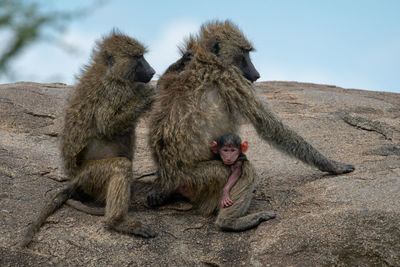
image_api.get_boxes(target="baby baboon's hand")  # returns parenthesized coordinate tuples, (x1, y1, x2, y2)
(221, 191, 233, 208)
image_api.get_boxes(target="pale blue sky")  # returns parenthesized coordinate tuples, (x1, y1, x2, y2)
(2, 0, 399, 93)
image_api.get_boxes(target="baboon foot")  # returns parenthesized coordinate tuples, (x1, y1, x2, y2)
(216, 210, 276, 232)
(147, 191, 170, 207)
(109, 219, 156, 238)
(258, 210, 276, 222)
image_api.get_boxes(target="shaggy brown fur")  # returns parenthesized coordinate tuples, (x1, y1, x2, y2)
(20, 31, 156, 247)
(148, 21, 354, 231)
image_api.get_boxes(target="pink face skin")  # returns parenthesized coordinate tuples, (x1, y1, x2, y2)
(219, 145, 240, 165)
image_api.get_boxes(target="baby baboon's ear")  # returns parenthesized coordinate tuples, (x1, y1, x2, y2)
(103, 51, 114, 66)
(241, 141, 248, 153)
(211, 141, 218, 154)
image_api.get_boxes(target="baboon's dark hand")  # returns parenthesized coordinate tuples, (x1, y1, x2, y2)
(147, 192, 168, 207)
(329, 162, 355, 174)
(342, 164, 355, 173)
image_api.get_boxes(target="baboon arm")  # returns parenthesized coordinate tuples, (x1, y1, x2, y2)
(222, 161, 242, 195)
(221, 162, 242, 208)
(96, 85, 154, 138)
(189, 160, 230, 189)
(226, 85, 353, 174)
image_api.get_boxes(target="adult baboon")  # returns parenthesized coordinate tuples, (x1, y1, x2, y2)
(20, 31, 156, 247)
(148, 21, 354, 231)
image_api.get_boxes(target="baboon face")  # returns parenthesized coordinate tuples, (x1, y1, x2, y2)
(99, 33, 155, 83)
(233, 50, 260, 82)
(219, 145, 240, 165)
(211, 133, 248, 165)
(133, 55, 155, 83)
(206, 32, 260, 82)
(109, 54, 155, 83)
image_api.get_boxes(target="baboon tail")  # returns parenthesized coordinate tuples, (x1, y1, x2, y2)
(19, 184, 75, 247)
(66, 199, 105, 216)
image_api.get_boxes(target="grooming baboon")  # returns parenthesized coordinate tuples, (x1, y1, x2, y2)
(148, 21, 354, 231)
(20, 31, 156, 247)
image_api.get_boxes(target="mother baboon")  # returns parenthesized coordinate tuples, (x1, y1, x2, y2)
(147, 20, 354, 231)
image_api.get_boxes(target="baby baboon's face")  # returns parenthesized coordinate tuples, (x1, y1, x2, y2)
(219, 145, 240, 165)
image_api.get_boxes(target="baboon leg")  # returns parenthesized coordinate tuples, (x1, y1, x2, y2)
(148, 160, 229, 210)
(102, 158, 156, 238)
(215, 161, 275, 231)
(19, 183, 76, 247)
(72, 158, 155, 237)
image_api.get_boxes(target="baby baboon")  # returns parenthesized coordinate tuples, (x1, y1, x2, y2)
(148, 21, 354, 231)
(211, 133, 248, 208)
(176, 133, 248, 208)
(20, 31, 156, 247)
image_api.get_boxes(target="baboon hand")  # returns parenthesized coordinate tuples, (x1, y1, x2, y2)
(147, 191, 169, 207)
(328, 162, 355, 174)
(221, 191, 233, 208)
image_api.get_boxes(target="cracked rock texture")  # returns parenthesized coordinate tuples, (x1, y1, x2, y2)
(1, 81, 399, 266)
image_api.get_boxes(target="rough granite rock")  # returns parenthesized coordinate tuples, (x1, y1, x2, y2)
(0, 81, 399, 266)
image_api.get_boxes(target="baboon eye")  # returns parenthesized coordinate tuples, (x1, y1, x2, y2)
(241, 56, 246, 66)
(232, 56, 239, 66)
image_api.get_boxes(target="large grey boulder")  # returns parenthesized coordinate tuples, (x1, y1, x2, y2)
(1, 81, 399, 266)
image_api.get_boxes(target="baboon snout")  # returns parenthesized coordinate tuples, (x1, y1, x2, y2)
(135, 56, 155, 83)
(251, 70, 260, 82)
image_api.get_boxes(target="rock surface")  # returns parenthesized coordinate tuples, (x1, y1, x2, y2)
(0, 81, 399, 266)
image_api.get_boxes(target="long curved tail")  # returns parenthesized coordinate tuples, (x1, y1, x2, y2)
(66, 199, 105, 216)
(19, 184, 75, 247)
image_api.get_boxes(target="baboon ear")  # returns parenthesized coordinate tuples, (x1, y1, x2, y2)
(210, 37, 220, 55)
(241, 141, 248, 153)
(103, 51, 114, 66)
(211, 141, 218, 154)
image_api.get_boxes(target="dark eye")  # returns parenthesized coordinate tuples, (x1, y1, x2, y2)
(234, 55, 243, 65)
(131, 55, 142, 61)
